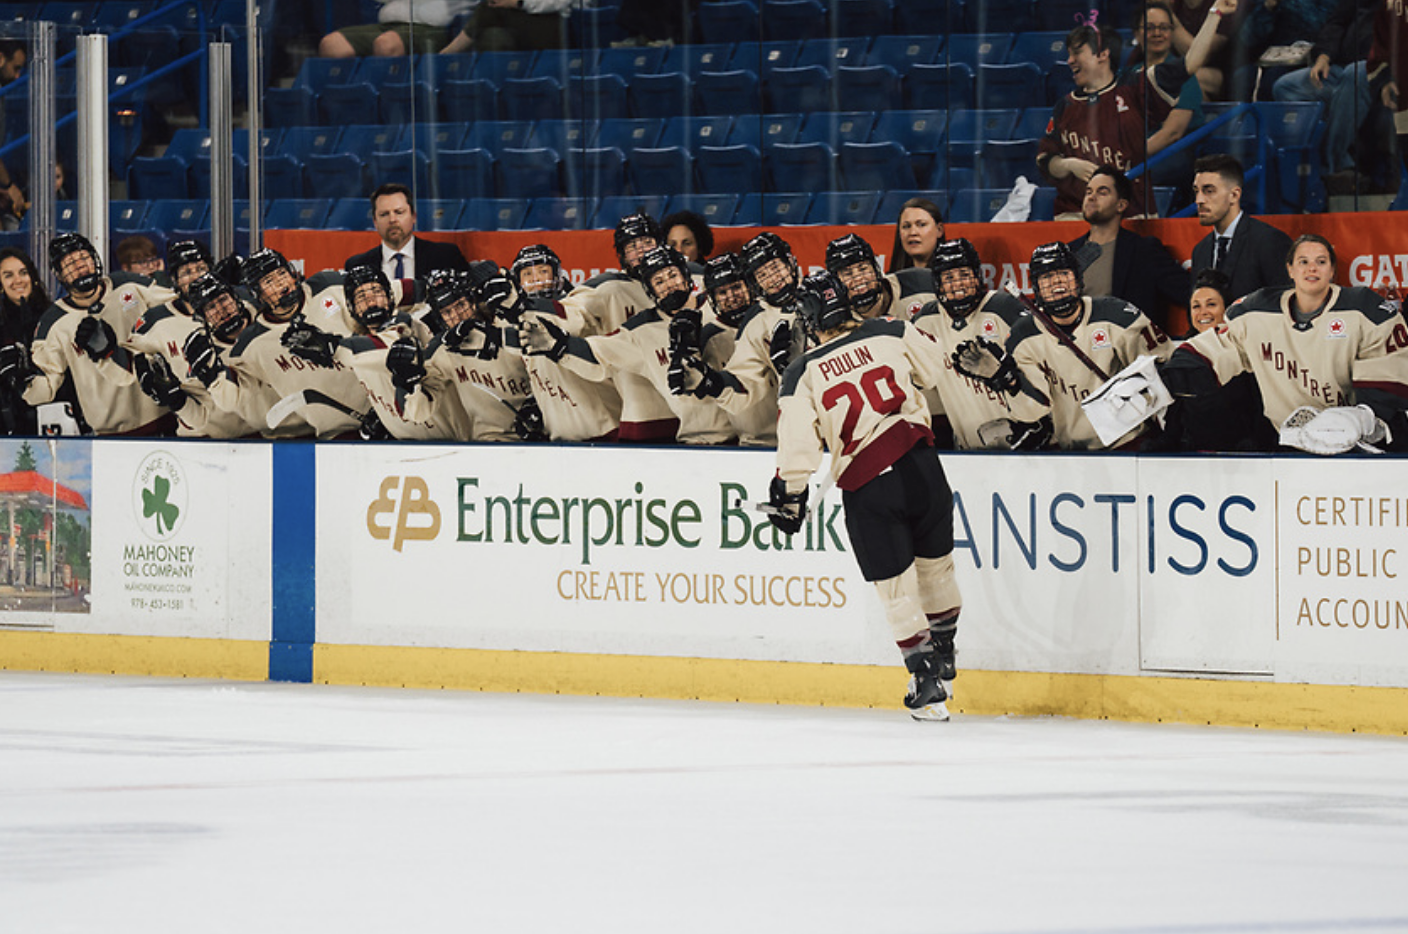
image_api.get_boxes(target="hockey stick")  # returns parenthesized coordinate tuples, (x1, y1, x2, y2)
(1003, 281, 1109, 382)
(266, 388, 362, 428)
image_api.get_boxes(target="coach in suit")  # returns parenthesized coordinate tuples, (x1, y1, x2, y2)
(1189, 154, 1292, 302)
(344, 182, 471, 281)
(1068, 165, 1190, 333)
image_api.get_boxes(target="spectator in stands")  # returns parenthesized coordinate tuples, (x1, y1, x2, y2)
(1169, 0, 1252, 98)
(661, 210, 714, 264)
(1369, 1, 1408, 179)
(54, 159, 69, 200)
(319, 0, 474, 58)
(1124, 2, 1204, 194)
(115, 236, 168, 284)
(440, 0, 572, 54)
(344, 183, 471, 283)
(886, 198, 945, 273)
(0, 246, 46, 435)
(1189, 154, 1293, 300)
(1067, 165, 1189, 333)
(1038, 23, 1151, 219)
(0, 39, 27, 230)
(1231, 0, 1337, 100)
(1272, 0, 1378, 193)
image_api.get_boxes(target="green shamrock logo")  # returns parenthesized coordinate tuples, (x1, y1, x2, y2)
(142, 475, 181, 535)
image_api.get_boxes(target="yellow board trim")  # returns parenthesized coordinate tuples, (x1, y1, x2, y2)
(0, 632, 268, 681)
(315, 643, 1408, 737)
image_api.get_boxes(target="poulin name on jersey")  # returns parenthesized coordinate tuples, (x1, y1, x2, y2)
(816, 344, 875, 382)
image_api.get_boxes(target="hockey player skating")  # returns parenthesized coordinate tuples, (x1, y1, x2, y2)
(771, 271, 963, 721)
(910, 239, 1027, 449)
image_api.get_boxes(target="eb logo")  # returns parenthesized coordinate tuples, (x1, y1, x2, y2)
(366, 476, 441, 551)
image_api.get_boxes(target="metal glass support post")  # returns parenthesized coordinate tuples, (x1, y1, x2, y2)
(26, 20, 56, 293)
(75, 35, 109, 266)
(208, 41, 234, 259)
(246, 0, 262, 252)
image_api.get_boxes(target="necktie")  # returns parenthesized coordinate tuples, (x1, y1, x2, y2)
(393, 252, 405, 280)
(1213, 237, 1228, 271)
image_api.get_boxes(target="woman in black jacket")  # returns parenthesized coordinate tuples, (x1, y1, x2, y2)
(0, 246, 49, 435)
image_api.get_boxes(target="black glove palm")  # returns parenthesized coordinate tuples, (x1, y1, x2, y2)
(766, 475, 808, 535)
(182, 329, 224, 387)
(386, 338, 426, 393)
(280, 314, 340, 367)
(512, 397, 548, 441)
(74, 315, 117, 361)
(133, 354, 187, 410)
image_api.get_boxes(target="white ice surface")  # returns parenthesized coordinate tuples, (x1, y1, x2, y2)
(2, 671, 1406, 934)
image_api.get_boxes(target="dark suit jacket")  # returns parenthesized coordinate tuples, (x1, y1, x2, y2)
(344, 236, 471, 279)
(1068, 226, 1190, 333)
(1190, 213, 1293, 304)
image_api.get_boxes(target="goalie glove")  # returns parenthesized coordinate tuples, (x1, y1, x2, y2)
(766, 475, 808, 535)
(518, 315, 569, 361)
(279, 314, 340, 368)
(182, 329, 224, 387)
(74, 315, 117, 361)
(133, 354, 187, 410)
(951, 337, 1020, 395)
(768, 318, 796, 375)
(443, 318, 501, 360)
(512, 397, 549, 442)
(1279, 405, 1390, 455)
(0, 342, 32, 391)
(385, 337, 426, 393)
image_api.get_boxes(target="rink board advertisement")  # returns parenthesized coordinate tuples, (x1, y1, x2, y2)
(313, 444, 1407, 689)
(0, 440, 273, 643)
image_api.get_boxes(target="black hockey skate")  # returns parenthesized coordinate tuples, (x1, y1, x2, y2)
(903, 652, 950, 722)
(931, 629, 957, 700)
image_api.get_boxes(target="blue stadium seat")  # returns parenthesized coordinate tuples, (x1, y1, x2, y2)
(292, 57, 360, 93)
(418, 53, 475, 87)
(144, 200, 208, 233)
(531, 49, 600, 83)
(864, 35, 943, 72)
(629, 71, 693, 120)
(628, 146, 695, 196)
(696, 144, 763, 194)
(762, 0, 828, 41)
(697, 0, 761, 44)
(696, 69, 761, 117)
(947, 108, 1021, 145)
(502, 76, 565, 122)
(163, 128, 209, 164)
(127, 155, 189, 200)
(571, 146, 628, 199)
(1029, 185, 1057, 221)
(835, 64, 901, 113)
(659, 43, 734, 76)
(93, 1, 153, 30)
(976, 138, 1039, 189)
(498, 147, 564, 199)
(805, 190, 880, 224)
(265, 199, 334, 230)
(977, 63, 1046, 110)
(597, 47, 668, 80)
(594, 117, 664, 152)
(569, 74, 631, 122)
(318, 82, 378, 125)
(1047, 65, 1076, 104)
(894, 0, 952, 33)
(530, 120, 594, 155)
(793, 37, 870, 71)
(337, 124, 401, 162)
(416, 200, 466, 231)
(302, 153, 365, 199)
(263, 86, 316, 127)
(904, 63, 975, 111)
(870, 109, 948, 181)
(1014, 106, 1054, 140)
(665, 193, 740, 226)
(765, 141, 837, 192)
(945, 188, 1012, 223)
(1008, 32, 1070, 71)
(658, 115, 733, 150)
(464, 120, 535, 154)
(472, 51, 539, 86)
(523, 198, 595, 231)
(52, 201, 80, 231)
(356, 56, 417, 87)
(733, 192, 812, 226)
(595, 195, 671, 229)
(110, 200, 149, 231)
(368, 150, 431, 194)
(876, 190, 941, 223)
(436, 148, 496, 200)
(927, 165, 978, 196)
(839, 140, 917, 191)
(946, 33, 1016, 67)
(765, 65, 832, 113)
(798, 111, 877, 147)
(833, 0, 894, 37)
(568, 4, 628, 49)
(394, 123, 470, 156)
(460, 199, 529, 231)
(190, 153, 249, 199)
(379, 81, 433, 125)
(327, 198, 373, 231)
(441, 78, 499, 123)
(726, 113, 803, 148)
(728, 40, 803, 76)
(279, 126, 344, 160)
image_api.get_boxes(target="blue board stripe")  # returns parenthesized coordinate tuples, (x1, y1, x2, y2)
(269, 442, 315, 682)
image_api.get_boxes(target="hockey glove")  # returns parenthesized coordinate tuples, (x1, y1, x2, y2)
(766, 475, 808, 536)
(0, 342, 32, 391)
(951, 337, 1020, 395)
(512, 397, 549, 442)
(443, 318, 501, 360)
(182, 329, 224, 387)
(74, 315, 117, 361)
(768, 318, 795, 375)
(1007, 415, 1053, 451)
(667, 308, 703, 360)
(385, 337, 426, 393)
(133, 354, 187, 410)
(466, 260, 515, 313)
(357, 408, 392, 442)
(668, 351, 726, 399)
(280, 314, 340, 368)
(518, 315, 569, 361)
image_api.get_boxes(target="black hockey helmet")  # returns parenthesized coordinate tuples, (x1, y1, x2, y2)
(48, 231, 104, 295)
(1029, 241, 1083, 319)
(703, 252, 752, 327)
(796, 270, 857, 336)
(931, 238, 986, 317)
(613, 210, 662, 271)
(741, 231, 799, 306)
(824, 233, 883, 307)
(423, 268, 475, 332)
(511, 243, 570, 300)
(635, 245, 692, 314)
(343, 263, 394, 331)
(166, 239, 213, 284)
(187, 273, 249, 343)
(242, 247, 304, 317)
